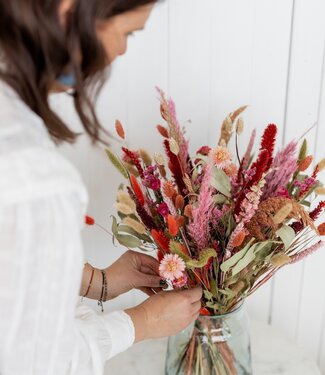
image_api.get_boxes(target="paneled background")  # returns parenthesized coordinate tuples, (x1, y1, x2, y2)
(52, 0, 325, 371)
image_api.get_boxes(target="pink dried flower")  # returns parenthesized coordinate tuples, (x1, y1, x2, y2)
(276, 187, 290, 198)
(172, 274, 188, 288)
(262, 140, 297, 200)
(159, 254, 186, 281)
(290, 241, 323, 265)
(209, 146, 232, 169)
(188, 164, 214, 251)
(158, 202, 169, 217)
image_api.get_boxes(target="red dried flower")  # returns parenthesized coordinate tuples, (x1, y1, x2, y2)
(157, 124, 169, 138)
(310, 201, 325, 220)
(260, 124, 277, 169)
(196, 146, 211, 156)
(130, 175, 145, 206)
(164, 139, 186, 194)
(122, 147, 144, 178)
(199, 307, 211, 316)
(151, 229, 170, 252)
(85, 215, 95, 226)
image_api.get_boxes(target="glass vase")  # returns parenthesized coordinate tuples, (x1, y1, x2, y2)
(165, 304, 252, 375)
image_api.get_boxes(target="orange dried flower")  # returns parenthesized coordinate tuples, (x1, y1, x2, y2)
(115, 119, 125, 140)
(318, 222, 325, 236)
(85, 215, 95, 226)
(167, 214, 179, 237)
(163, 181, 177, 199)
(184, 204, 193, 219)
(176, 215, 185, 228)
(199, 307, 211, 316)
(298, 155, 313, 171)
(175, 195, 185, 210)
(231, 230, 246, 248)
(157, 124, 169, 138)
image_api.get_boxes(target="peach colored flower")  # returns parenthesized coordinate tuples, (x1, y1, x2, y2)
(209, 146, 232, 169)
(172, 274, 188, 288)
(159, 254, 186, 281)
(224, 162, 238, 177)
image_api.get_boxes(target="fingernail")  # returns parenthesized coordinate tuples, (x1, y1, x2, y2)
(160, 279, 167, 286)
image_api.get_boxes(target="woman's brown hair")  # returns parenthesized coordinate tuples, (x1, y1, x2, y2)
(0, 0, 156, 145)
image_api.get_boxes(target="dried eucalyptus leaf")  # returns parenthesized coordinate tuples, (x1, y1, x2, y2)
(115, 233, 142, 248)
(220, 239, 255, 272)
(211, 168, 231, 197)
(276, 225, 295, 250)
(213, 194, 227, 204)
(118, 225, 152, 243)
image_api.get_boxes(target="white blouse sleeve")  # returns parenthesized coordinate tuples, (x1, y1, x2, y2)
(0, 146, 135, 375)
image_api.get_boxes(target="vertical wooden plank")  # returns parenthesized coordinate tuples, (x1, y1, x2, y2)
(207, 0, 294, 323)
(168, 0, 212, 151)
(271, 0, 325, 347)
(296, 38, 325, 363)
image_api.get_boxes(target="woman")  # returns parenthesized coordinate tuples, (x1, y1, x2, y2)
(0, 1, 202, 374)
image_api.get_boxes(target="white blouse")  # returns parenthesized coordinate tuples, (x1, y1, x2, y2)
(0, 81, 135, 375)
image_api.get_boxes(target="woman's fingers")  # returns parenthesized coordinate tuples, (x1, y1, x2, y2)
(137, 252, 160, 273)
(191, 300, 202, 315)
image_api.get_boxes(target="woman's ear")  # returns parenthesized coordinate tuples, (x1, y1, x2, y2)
(58, 0, 75, 26)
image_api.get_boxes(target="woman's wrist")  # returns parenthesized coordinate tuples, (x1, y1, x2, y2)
(124, 305, 148, 343)
(80, 263, 103, 300)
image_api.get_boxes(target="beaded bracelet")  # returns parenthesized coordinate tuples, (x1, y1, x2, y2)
(98, 269, 108, 313)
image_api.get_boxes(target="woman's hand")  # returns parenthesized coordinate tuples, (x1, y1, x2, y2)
(125, 287, 203, 343)
(104, 250, 167, 300)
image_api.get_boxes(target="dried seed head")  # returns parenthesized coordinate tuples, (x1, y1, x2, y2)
(115, 203, 135, 215)
(169, 138, 180, 155)
(236, 117, 244, 135)
(154, 153, 165, 165)
(271, 253, 291, 267)
(139, 149, 152, 166)
(273, 203, 293, 224)
(317, 159, 325, 172)
(123, 217, 146, 234)
(315, 187, 325, 195)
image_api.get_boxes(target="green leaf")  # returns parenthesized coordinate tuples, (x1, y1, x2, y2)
(213, 194, 227, 204)
(169, 241, 191, 262)
(211, 168, 231, 197)
(210, 278, 218, 297)
(203, 290, 214, 300)
(220, 239, 255, 272)
(186, 248, 217, 269)
(111, 216, 118, 236)
(115, 233, 142, 248)
(276, 225, 296, 250)
(105, 149, 129, 179)
(118, 224, 152, 243)
(231, 244, 257, 276)
(298, 139, 307, 163)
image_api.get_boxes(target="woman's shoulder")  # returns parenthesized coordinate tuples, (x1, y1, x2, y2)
(0, 81, 88, 208)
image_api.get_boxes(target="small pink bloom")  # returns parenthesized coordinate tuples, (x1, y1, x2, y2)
(159, 254, 186, 281)
(172, 274, 188, 288)
(209, 146, 232, 169)
(158, 202, 169, 217)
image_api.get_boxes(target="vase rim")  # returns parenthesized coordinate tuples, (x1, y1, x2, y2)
(199, 301, 244, 319)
